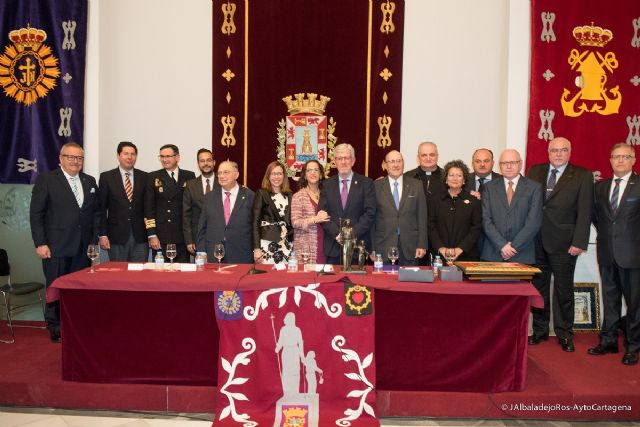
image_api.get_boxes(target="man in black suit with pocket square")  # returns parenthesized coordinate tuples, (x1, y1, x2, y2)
(30, 142, 100, 342)
(589, 143, 640, 365)
(526, 137, 594, 353)
(318, 143, 376, 264)
(98, 141, 150, 262)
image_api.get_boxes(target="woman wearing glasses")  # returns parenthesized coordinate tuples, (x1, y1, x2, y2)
(290, 160, 330, 264)
(428, 159, 482, 262)
(252, 161, 293, 265)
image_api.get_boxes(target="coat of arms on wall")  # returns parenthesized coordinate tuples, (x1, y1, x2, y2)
(277, 93, 337, 179)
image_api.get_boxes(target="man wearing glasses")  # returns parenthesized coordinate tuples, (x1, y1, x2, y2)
(526, 137, 594, 353)
(145, 144, 195, 263)
(30, 142, 100, 343)
(590, 143, 639, 365)
(481, 149, 542, 264)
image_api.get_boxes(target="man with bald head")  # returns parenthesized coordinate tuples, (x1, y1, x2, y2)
(372, 150, 428, 265)
(527, 137, 593, 352)
(481, 149, 542, 264)
(405, 141, 446, 201)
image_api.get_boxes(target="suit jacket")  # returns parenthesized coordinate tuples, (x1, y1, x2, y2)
(183, 175, 219, 245)
(428, 189, 482, 260)
(527, 163, 593, 253)
(98, 167, 149, 244)
(405, 166, 446, 201)
(30, 168, 99, 257)
(251, 188, 293, 248)
(145, 168, 196, 244)
(318, 172, 376, 257)
(372, 176, 428, 260)
(481, 175, 543, 263)
(464, 171, 502, 193)
(593, 173, 640, 268)
(196, 186, 255, 264)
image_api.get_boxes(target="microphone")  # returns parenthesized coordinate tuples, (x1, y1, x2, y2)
(248, 250, 267, 275)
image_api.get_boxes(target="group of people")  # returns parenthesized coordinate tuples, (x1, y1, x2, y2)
(29, 138, 639, 368)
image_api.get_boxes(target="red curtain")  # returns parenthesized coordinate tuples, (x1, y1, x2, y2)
(212, 0, 404, 188)
(527, 0, 640, 177)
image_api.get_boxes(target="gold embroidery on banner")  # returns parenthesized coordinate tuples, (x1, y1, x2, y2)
(221, 115, 237, 147)
(379, 68, 392, 81)
(244, 0, 249, 184)
(377, 115, 392, 148)
(382, 92, 388, 104)
(222, 69, 235, 82)
(226, 46, 231, 58)
(384, 45, 390, 58)
(365, 0, 373, 176)
(221, 2, 237, 35)
(282, 93, 330, 115)
(226, 92, 231, 104)
(380, 1, 396, 34)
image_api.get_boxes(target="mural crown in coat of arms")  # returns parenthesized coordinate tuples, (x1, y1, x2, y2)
(9, 25, 47, 48)
(282, 93, 331, 115)
(572, 23, 613, 48)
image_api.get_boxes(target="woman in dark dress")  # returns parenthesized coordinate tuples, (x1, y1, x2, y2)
(428, 160, 482, 262)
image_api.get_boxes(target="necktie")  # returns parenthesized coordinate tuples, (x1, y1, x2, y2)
(546, 169, 558, 200)
(610, 178, 622, 213)
(392, 181, 400, 209)
(70, 177, 82, 207)
(171, 171, 176, 183)
(224, 191, 231, 224)
(507, 180, 514, 205)
(477, 177, 485, 193)
(205, 178, 211, 193)
(341, 179, 349, 209)
(124, 172, 133, 202)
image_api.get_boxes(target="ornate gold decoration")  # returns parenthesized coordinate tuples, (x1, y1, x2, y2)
(282, 93, 330, 115)
(226, 91, 231, 104)
(226, 46, 231, 58)
(0, 25, 60, 106)
(345, 285, 372, 315)
(377, 115, 392, 148)
(382, 92, 388, 104)
(380, 1, 396, 34)
(379, 68, 392, 81)
(221, 2, 237, 35)
(221, 115, 236, 147)
(561, 23, 621, 117)
(222, 69, 235, 82)
(384, 45, 390, 58)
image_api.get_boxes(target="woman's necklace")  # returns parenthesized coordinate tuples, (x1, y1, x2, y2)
(308, 187, 320, 202)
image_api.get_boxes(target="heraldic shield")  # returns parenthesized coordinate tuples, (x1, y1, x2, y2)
(277, 93, 337, 179)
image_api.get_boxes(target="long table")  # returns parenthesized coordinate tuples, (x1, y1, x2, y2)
(49, 263, 542, 392)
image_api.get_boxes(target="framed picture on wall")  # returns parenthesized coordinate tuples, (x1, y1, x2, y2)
(573, 282, 601, 333)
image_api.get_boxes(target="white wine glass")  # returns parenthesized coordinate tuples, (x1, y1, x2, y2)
(213, 242, 225, 272)
(387, 246, 399, 274)
(87, 244, 100, 273)
(166, 243, 177, 271)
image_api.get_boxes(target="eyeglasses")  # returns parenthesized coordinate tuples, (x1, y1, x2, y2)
(306, 168, 320, 173)
(611, 155, 635, 161)
(61, 154, 84, 161)
(549, 148, 569, 154)
(385, 159, 403, 164)
(499, 160, 521, 167)
(158, 154, 177, 159)
(335, 156, 352, 162)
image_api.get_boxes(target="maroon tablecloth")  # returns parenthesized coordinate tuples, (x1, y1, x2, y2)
(51, 262, 541, 392)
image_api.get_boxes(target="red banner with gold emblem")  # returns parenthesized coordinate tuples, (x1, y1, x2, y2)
(526, 0, 640, 178)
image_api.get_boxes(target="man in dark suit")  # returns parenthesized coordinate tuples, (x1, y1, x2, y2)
(481, 149, 542, 264)
(183, 148, 218, 257)
(405, 141, 446, 201)
(197, 160, 254, 263)
(30, 142, 99, 342)
(318, 143, 376, 264)
(465, 148, 502, 198)
(526, 137, 593, 352)
(372, 150, 427, 265)
(589, 143, 640, 365)
(98, 141, 149, 262)
(145, 144, 195, 263)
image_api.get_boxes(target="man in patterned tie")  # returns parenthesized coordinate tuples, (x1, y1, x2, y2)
(30, 142, 100, 342)
(196, 160, 254, 263)
(590, 143, 640, 365)
(526, 137, 593, 353)
(183, 148, 219, 258)
(97, 141, 150, 262)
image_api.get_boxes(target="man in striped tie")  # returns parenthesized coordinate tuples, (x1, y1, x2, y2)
(30, 142, 100, 343)
(97, 141, 150, 262)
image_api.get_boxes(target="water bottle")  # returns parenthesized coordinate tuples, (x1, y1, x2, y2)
(288, 250, 298, 272)
(155, 251, 165, 270)
(433, 255, 442, 278)
(373, 253, 383, 273)
(195, 252, 206, 271)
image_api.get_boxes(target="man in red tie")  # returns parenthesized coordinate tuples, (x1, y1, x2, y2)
(196, 160, 255, 264)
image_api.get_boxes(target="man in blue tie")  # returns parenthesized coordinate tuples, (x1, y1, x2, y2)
(371, 150, 427, 266)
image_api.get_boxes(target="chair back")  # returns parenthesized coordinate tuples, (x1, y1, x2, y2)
(0, 248, 9, 277)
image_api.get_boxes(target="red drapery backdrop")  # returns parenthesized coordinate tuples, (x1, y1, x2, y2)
(526, 0, 640, 177)
(212, 0, 405, 188)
